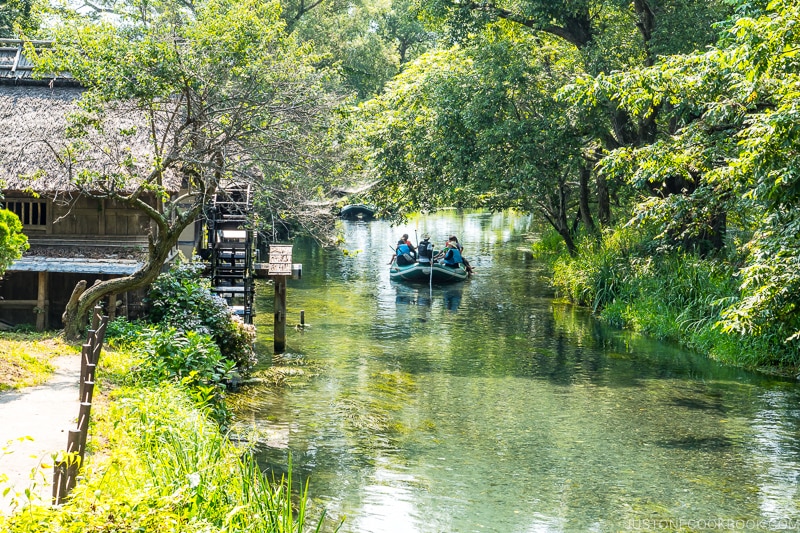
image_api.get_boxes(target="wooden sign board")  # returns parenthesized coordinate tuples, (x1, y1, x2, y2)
(268, 245, 293, 276)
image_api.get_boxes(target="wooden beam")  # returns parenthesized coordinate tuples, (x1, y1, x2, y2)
(98, 199, 106, 235)
(36, 271, 48, 331)
(0, 300, 40, 307)
(11, 44, 21, 73)
(108, 293, 116, 322)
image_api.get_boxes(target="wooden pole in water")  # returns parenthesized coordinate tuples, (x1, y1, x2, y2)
(273, 275, 287, 353)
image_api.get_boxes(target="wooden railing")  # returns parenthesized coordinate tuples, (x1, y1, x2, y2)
(52, 305, 108, 505)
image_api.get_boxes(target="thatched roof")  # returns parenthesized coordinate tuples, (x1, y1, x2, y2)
(1, 84, 81, 191)
(10, 256, 144, 274)
(0, 83, 181, 194)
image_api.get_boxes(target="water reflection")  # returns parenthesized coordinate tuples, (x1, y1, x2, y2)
(235, 211, 800, 532)
(392, 282, 464, 312)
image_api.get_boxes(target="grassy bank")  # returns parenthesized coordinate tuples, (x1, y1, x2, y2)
(0, 330, 335, 532)
(0, 332, 79, 391)
(538, 226, 799, 374)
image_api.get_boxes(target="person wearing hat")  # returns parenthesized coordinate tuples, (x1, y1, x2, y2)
(436, 235, 473, 275)
(417, 233, 434, 265)
(438, 236, 464, 269)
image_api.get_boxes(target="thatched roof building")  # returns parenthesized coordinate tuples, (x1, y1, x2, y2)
(0, 83, 182, 195)
(0, 39, 180, 194)
(0, 42, 186, 330)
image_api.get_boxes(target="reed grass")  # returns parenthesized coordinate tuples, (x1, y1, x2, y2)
(541, 226, 798, 371)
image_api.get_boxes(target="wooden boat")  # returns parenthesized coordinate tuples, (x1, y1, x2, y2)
(389, 261, 468, 283)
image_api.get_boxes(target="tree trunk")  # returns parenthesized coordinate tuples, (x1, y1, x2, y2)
(62, 280, 88, 336)
(63, 226, 182, 340)
(596, 172, 611, 227)
(559, 224, 577, 256)
(541, 180, 577, 256)
(579, 165, 596, 235)
(632, 0, 656, 66)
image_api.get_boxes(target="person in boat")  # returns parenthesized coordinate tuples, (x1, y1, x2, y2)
(417, 233, 434, 265)
(388, 234, 417, 266)
(446, 235, 473, 274)
(447, 235, 474, 275)
(438, 237, 464, 269)
(401, 234, 416, 255)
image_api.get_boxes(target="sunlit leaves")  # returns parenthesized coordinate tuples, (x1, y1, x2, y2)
(0, 209, 28, 276)
(355, 26, 587, 234)
(0, 0, 42, 38)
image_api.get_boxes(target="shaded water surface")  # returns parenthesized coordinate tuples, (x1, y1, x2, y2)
(235, 211, 800, 532)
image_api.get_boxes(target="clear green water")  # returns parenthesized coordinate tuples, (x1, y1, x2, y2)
(235, 211, 800, 532)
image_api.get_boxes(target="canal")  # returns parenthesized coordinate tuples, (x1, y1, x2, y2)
(235, 210, 800, 532)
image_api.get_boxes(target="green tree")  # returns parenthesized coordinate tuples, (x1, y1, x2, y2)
(0, 207, 28, 275)
(35, 0, 335, 338)
(282, 0, 435, 99)
(404, 0, 735, 233)
(358, 24, 587, 252)
(0, 0, 41, 37)
(568, 0, 800, 351)
(377, 0, 434, 65)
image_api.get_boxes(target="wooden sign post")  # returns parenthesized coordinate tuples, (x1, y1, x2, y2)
(268, 245, 293, 354)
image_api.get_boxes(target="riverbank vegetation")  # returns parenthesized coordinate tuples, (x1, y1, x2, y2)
(2, 362, 327, 532)
(1, 264, 335, 531)
(536, 225, 788, 372)
(542, 0, 800, 372)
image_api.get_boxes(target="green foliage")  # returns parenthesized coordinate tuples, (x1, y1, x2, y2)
(565, 0, 800, 356)
(104, 316, 147, 348)
(0, 209, 28, 276)
(283, 0, 434, 99)
(0, 384, 335, 532)
(530, 229, 568, 262)
(106, 318, 235, 424)
(553, 226, 645, 312)
(135, 327, 236, 425)
(146, 262, 257, 373)
(356, 26, 586, 245)
(0, 0, 42, 37)
(552, 223, 798, 368)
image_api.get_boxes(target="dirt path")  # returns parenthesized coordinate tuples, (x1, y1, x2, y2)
(0, 355, 81, 515)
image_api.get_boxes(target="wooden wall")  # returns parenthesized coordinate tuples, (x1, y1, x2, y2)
(2, 193, 153, 239)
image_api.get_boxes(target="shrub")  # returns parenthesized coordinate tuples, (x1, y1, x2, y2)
(0, 209, 28, 277)
(105, 317, 148, 348)
(146, 262, 257, 373)
(107, 321, 234, 424)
